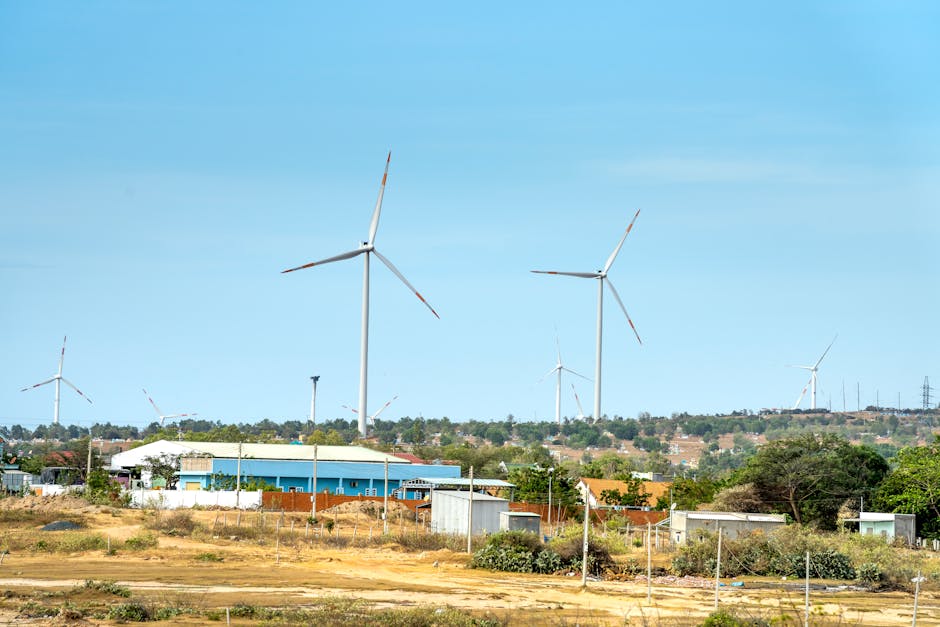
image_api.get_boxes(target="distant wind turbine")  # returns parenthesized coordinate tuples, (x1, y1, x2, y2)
(20, 336, 92, 425)
(532, 210, 643, 421)
(143, 388, 197, 427)
(282, 153, 438, 438)
(790, 334, 838, 410)
(343, 395, 398, 427)
(539, 335, 590, 426)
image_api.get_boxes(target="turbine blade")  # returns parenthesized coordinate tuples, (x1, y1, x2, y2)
(21, 377, 55, 392)
(571, 383, 585, 418)
(342, 404, 359, 414)
(603, 209, 640, 274)
(605, 278, 642, 345)
(372, 249, 440, 318)
(281, 248, 365, 274)
(58, 336, 67, 375)
(538, 365, 560, 383)
(367, 151, 392, 245)
(143, 388, 164, 417)
(371, 395, 398, 422)
(531, 270, 600, 279)
(562, 367, 591, 382)
(793, 374, 813, 409)
(61, 377, 92, 403)
(814, 334, 838, 369)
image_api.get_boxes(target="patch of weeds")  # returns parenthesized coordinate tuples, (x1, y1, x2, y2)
(194, 551, 224, 562)
(146, 510, 199, 536)
(18, 600, 59, 618)
(124, 532, 159, 550)
(107, 602, 151, 622)
(31, 531, 107, 553)
(77, 579, 131, 597)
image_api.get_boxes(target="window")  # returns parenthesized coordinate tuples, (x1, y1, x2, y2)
(349, 481, 358, 488)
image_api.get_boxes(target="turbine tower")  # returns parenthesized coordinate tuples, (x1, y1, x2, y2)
(143, 388, 197, 427)
(20, 336, 92, 425)
(532, 210, 643, 421)
(539, 335, 589, 426)
(282, 153, 438, 437)
(790, 334, 838, 411)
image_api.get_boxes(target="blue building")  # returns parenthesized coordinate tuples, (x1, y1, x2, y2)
(110, 440, 460, 496)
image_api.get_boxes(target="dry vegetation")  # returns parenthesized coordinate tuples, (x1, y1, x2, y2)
(0, 496, 937, 625)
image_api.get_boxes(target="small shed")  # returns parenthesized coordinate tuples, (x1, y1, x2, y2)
(431, 490, 509, 535)
(853, 512, 916, 545)
(670, 510, 786, 545)
(499, 511, 541, 534)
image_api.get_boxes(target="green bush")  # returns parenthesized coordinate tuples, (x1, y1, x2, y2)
(857, 562, 883, 583)
(107, 603, 150, 622)
(78, 579, 131, 597)
(194, 552, 224, 562)
(124, 532, 159, 551)
(146, 510, 199, 536)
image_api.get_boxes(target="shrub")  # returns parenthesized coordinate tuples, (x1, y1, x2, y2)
(857, 562, 883, 583)
(78, 579, 131, 597)
(194, 552, 224, 562)
(107, 602, 150, 622)
(124, 532, 159, 551)
(146, 510, 198, 536)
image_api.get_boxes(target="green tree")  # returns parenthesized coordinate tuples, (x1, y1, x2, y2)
(143, 453, 181, 489)
(736, 434, 887, 529)
(655, 476, 722, 511)
(507, 466, 578, 506)
(598, 476, 650, 507)
(874, 437, 940, 538)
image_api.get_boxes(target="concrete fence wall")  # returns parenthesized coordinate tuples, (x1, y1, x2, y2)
(128, 489, 263, 510)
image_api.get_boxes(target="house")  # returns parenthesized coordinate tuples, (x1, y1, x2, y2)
(670, 510, 786, 545)
(109, 440, 460, 495)
(576, 477, 671, 509)
(430, 490, 509, 535)
(851, 512, 916, 545)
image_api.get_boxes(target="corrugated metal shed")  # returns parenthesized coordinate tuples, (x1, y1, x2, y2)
(431, 490, 509, 535)
(499, 511, 541, 534)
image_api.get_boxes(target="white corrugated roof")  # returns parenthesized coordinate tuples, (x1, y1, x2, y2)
(433, 490, 507, 502)
(110, 440, 409, 468)
(682, 510, 785, 523)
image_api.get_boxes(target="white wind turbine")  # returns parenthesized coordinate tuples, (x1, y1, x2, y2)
(343, 395, 398, 427)
(539, 335, 590, 426)
(790, 334, 838, 411)
(532, 210, 643, 421)
(20, 336, 92, 425)
(282, 153, 438, 437)
(143, 388, 198, 427)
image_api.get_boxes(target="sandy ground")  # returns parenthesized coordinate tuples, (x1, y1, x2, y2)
(0, 499, 937, 625)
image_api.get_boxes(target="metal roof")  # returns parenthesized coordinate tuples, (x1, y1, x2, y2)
(433, 489, 507, 502)
(110, 440, 409, 468)
(413, 477, 514, 488)
(682, 511, 785, 523)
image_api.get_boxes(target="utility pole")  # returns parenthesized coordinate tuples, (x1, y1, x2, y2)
(547, 467, 554, 536)
(236, 442, 242, 508)
(383, 458, 389, 535)
(309, 376, 320, 429)
(311, 444, 318, 519)
(581, 498, 590, 588)
(466, 466, 474, 554)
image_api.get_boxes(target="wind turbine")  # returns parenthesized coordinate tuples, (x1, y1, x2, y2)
(532, 210, 643, 421)
(790, 334, 838, 411)
(20, 336, 92, 425)
(343, 395, 398, 427)
(143, 388, 197, 427)
(539, 335, 589, 426)
(282, 152, 438, 438)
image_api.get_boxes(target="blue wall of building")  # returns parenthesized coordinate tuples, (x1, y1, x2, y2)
(178, 459, 460, 496)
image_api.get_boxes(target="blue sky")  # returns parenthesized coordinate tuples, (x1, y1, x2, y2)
(2, 3, 937, 429)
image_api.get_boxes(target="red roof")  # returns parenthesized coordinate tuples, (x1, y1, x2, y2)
(392, 452, 426, 464)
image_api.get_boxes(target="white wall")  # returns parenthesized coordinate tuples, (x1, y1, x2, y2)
(128, 489, 262, 510)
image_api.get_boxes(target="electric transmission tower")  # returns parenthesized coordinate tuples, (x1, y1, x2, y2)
(924, 376, 934, 411)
